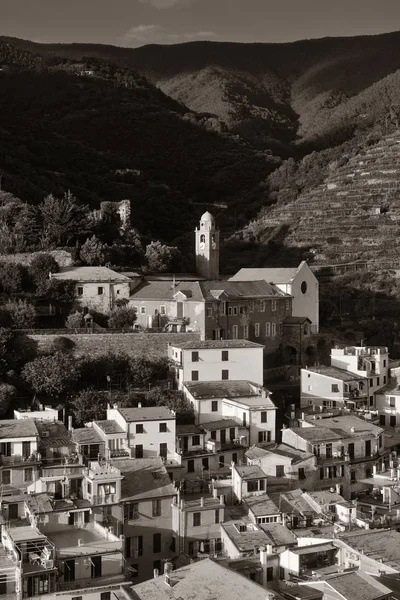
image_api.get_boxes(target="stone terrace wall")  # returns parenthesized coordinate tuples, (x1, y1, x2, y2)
(28, 332, 201, 360)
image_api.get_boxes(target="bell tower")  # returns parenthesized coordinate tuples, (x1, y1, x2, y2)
(195, 211, 220, 279)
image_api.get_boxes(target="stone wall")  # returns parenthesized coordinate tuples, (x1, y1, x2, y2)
(28, 332, 201, 360)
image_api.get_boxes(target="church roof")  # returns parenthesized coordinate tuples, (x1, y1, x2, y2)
(200, 280, 288, 300)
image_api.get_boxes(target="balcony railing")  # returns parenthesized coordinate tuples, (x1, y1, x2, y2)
(0, 454, 40, 466)
(109, 449, 130, 458)
(87, 494, 117, 505)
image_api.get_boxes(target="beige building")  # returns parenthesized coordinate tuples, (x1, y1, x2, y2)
(301, 365, 368, 410)
(0, 420, 41, 494)
(51, 266, 135, 313)
(169, 340, 265, 390)
(245, 444, 317, 483)
(230, 260, 319, 332)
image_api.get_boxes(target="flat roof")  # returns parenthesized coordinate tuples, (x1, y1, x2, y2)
(184, 380, 262, 399)
(200, 419, 241, 431)
(110, 457, 176, 501)
(257, 522, 297, 547)
(221, 521, 271, 552)
(95, 420, 125, 434)
(305, 365, 367, 382)
(118, 407, 174, 422)
(9, 526, 46, 543)
(0, 419, 38, 439)
(291, 542, 337, 555)
(173, 340, 264, 350)
(181, 497, 222, 512)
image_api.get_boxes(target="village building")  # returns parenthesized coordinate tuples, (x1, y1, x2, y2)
(230, 261, 319, 333)
(246, 444, 317, 485)
(232, 464, 269, 504)
(169, 339, 265, 390)
(0, 419, 41, 495)
(301, 571, 393, 600)
(281, 415, 387, 499)
(50, 266, 136, 313)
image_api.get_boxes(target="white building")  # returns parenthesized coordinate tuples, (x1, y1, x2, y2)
(50, 266, 136, 313)
(301, 365, 368, 410)
(331, 346, 389, 400)
(230, 260, 319, 332)
(169, 340, 265, 390)
(222, 394, 276, 445)
(106, 406, 177, 461)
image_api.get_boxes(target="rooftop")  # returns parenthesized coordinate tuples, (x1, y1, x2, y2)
(284, 316, 312, 325)
(48, 523, 121, 558)
(72, 427, 104, 445)
(257, 522, 297, 547)
(325, 571, 392, 600)
(221, 521, 271, 553)
(271, 489, 316, 517)
(95, 420, 125, 435)
(305, 490, 345, 506)
(118, 406, 174, 422)
(36, 420, 72, 448)
(230, 265, 302, 284)
(8, 525, 46, 543)
(130, 279, 204, 302)
(244, 494, 280, 516)
(305, 365, 367, 382)
(180, 497, 222, 512)
(110, 457, 176, 501)
(128, 558, 271, 600)
(200, 419, 241, 432)
(174, 340, 264, 350)
(246, 443, 314, 463)
(176, 424, 203, 435)
(234, 465, 267, 481)
(290, 415, 383, 442)
(0, 419, 38, 439)
(291, 542, 337, 555)
(25, 493, 54, 514)
(200, 279, 287, 300)
(337, 528, 400, 569)
(183, 380, 263, 399)
(51, 266, 132, 282)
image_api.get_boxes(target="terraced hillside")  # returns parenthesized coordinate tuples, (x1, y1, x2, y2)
(248, 131, 400, 265)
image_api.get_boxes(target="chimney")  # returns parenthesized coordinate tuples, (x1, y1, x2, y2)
(261, 389, 266, 398)
(373, 465, 377, 475)
(138, 402, 142, 409)
(213, 488, 218, 498)
(200, 497, 204, 508)
(68, 416, 73, 431)
(220, 494, 224, 506)
(335, 484, 341, 495)
(180, 499, 184, 510)
(153, 569, 159, 579)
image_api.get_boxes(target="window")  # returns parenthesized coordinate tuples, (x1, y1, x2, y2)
(267, 567, 273, 582)
(153, 533, 162, 553)
(77, 286, 83, 296)
(210, 430, 217, 440)
(159, 423, 167, 433)
(192, 435, 200, 446)
(255, 323, 260, 337)
(191, 371, 199, 381)
(101, 593, 111, 600)
(188, 460, 194, 473)
(258, 431, 270, 443)
(215, 509, 220, 523)
(192, 351, 199, 362)
(160, 305, 166, 315)
(221, 302, 226, 315)
(260, 300, 265, 312)
(98, 287, 104, 295)
(384, 376, 387, 384)
(72, 597, 83, 600)
(24, 468, 33, 482)
(298, 468, 305, 480)
(351, 471, 356, 483)
(87, 481, 92, 495)
(222, 350, 229, 361)
(243, 325, 249, 338)
(265, 322, 271, 337)
(233, 306, 238, 316)
(331, 384, 339, 393)
(153, 560, 162, 573)
(221, 370, 229, 380)
(261, 412, 267, 423)
(376, 377, 380, 386)
(271, 300, 277, 311)
(249, 301, 254, 313)
(207, 308, 213, 317)
(365, 467, 372, 478)
(228, 306, 233, 316)
(211, 400, 218, 412)
(390, 415, 396, 427)
(136, 424, 144, 434)
(135, 445, 143, 459)
(159, 443, 167, 459)
(390, 396, 396, 407)
(232, 325, 238, 339)
(365, 440, 371, 456)
(193, 512, 201, 527)
(140, 306, 146, 314)
(384, 359, 387, 367)
(128, 536, 143, 558)
(229, 427, 236, 440)
(152, 500, 162, 517)
(239, 305, 244, 315)
(301, 281, 307, 294)
(232, 452, 238, 463)
(2, 470, 10, 485)
(271, 323, 276, 337)
(380, 414, 386, 426)
(124, 502, 139, 521)
(202, 457, 209, 470)
(370, 378, 373, 386)
(131, 564, 139, 578)
(219, 455, 224, 468)
(326, 443, 332, 459)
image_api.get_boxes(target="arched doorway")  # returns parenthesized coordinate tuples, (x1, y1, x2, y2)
(282, 345, 298, 365)
(305, 345, 317, 367)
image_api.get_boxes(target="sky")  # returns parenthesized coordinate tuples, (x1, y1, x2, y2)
(1, 0, 400, 47)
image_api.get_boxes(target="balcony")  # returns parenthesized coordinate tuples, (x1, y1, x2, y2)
(50, 522, 123, 559)
(41, 466, 83, 479)
(109, 449, 129, 458)
(57, 572, 127, 592)
(0, 454, 40, 467)
(88, 494, 117, 505)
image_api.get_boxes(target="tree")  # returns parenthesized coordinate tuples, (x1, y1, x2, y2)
(146, 386, 194, 424)
(145, 241, 183, 273)
(70, 389, 108, 426)
(22, 352, 81, 399)
(52, 336, 76, 353)
(38, 192, 89, 248)
(30, 253, 59, 293)
(65, 310, 83, 329)
(80, 235, 108, 266)
(0, 382, 17, 418)
(0, 262, 30, 293)
(96, 202, 121, 244)
(108, 306, 137, 329)
(4, 299, 36, 329)
(42, 279, 76, 304)
(130, 356, 170, 388)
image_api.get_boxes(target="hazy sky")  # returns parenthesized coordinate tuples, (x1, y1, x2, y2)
(2, 0, 400, 47)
